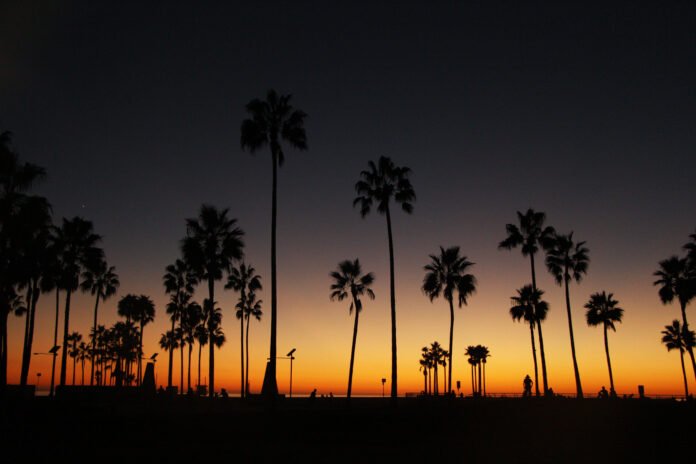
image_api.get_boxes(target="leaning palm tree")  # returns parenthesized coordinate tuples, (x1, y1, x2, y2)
(354, 156, 415, 398)
(654, 256, 696, 381)
(510, 285, 549, 397)
(499, 209, 555, 394)
(545, 232, 589, 398)
(329, 259, 376, 399)
(53, 217, 103, 387)
(182, 205, 244, 397)
(241, 90, 307, 397)
(585, 291, 624, 396)
(422, 246, 476, 394)
(226, 262, 262, 398)
(163, 259, 197, 390)
(661, 320, 695, 398)
(80, 258, 119, 385)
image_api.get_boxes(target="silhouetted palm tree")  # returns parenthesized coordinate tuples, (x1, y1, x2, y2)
(499, 209, 555, 394)
(77, 341, 88, 385)
(509, 285, 550, 397)
(419, 353, 429, 395)
(194, 323, 208, 390)
(427, 342, 446, 396)
(226, 262, 262, 398)
(354, 156, 415, 398)
(53, 217, 103, 387)
(422, 246, 476, 394)
(546, 232, 589, 398)
(241, 90, 307, 397)
(585, 291, 624, 396)
(0, 131, 46, 385)
(163, 259, 197, 390)
(66, 331, 82, 385)
(243, 292, 262, 395)
(182, 205, 244, 397)
(661, 320, 695, 398)
(159, 330, 179, 387)
(181, 300, 203, 393)
(654, 256, 696, 381)
(329, 259, 376, 399)
(81, 258, 119, 385)
(132, 295, 155, 385)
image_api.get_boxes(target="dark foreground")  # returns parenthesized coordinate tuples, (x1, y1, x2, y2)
(1, 396, 692, 463)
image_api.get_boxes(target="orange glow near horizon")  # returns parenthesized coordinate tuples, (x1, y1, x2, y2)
(5, 221, 694, 398)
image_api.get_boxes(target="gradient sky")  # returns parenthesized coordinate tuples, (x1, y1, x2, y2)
(2, 1, 696, 395)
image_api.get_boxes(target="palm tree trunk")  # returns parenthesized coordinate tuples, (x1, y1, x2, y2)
(679, 349, 689, 398)
(263, 149, 279, 398)
(447, 297, 454, 394)
(478, 362, 482, 396)
(443, 363, 447, 395)
(180, 336, 184, 394)
(385, 206, 397, 399)
(208, 277, 215, 398)
(423, 371, 427, 394)
(483, 362, 487, 397)
(81, 358, 85, 385)
(0, 310, 6, 387)
(187, 342, 192, 393)
(603, 324, 615, 394)
(529, 324, 540, 396)
(22, 282, 40, 387)
(433, 364, 438, 396)
(240, 314, 245, 398)
(138, 321, 144, 386)
(20, 286, 31, 385)
(470, 364, 474, 396)
(197, 341, 202, 389)
(90, 293, 101, 386)
(679, 302, 696, 381)
(59, 289, 72, 387)
(347, 297, 361, 399)
(564, 274, 583, 398)
(245, 315, 251, 396)
(168, 317, 175, 388)
(72, 353, 76, 385)
(530, 253, 549, 395)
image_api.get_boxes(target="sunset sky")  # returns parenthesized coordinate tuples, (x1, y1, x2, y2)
(2, 1, 695, 396)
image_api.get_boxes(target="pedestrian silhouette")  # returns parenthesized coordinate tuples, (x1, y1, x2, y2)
(598, 386, 608, 399)
(523, 375, 533, 397)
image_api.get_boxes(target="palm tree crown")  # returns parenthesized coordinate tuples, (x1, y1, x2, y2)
(545, 232, 590, 285)
(329, 259, 376, 313)
(510, 285, 549, 327)
(422, 246, 476, 306)
(353, 156, 415, 217)
(585, 291, 624, 331)
(498, 209, 555, 257)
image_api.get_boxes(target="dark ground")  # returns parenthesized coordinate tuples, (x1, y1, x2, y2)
(0, 395, 692, 463)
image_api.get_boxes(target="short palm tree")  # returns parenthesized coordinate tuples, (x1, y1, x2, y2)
(53, 217, 103, 387)
(243, 292, 262, 395)
(226, 262, 262, 398)
(354, 156, 415, 398)
(545, 232, 589, 398)
(422, 246, 476, 394)
(80, 258, 119, 385)
(132, 295, 155, 385)
(194, 323, 208, 389)
(510, 284, 549, 397)
(499, 209, 555, 394)
(159, 330, 179, 384)
(163, 259, 197, 389)
(654, 256, 696, 381)
(182, 205, 244, 397)
(181, 300, 203, 393)
(661, 320, 696, 398)
(329, 259, 376, 399)
(585, 291, 624, 396)
(67, 331, 82, 385)
(241, 90, 307, 397)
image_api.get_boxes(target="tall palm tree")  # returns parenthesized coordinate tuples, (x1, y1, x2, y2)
(509, 285, 550, 397)
(194, 323, 208, 390)
(182, 205, 244, 397)
(419, 352, 429, 395)
(329, 259, 376, 399)
(545, 232, 589, 398)
(163, 259, 197, 390)
(422, 246, 476, 394)
(243, 292, 263, 395)
(653, 256, 696, 381)
(132, 295, 155, 385)
(77, 341, 88, 385)
(80, 258, 119, 385)
(226, 262, 262, 398)
(585, 291, 624, 396)
(354, 156, 415, 398)
(0, 131, 46, 386)
(499, 209, 555, 394)
(159, 330, 179, 387)
(53, 217, 103, 387)
(661, 320, 695, 398)
(241, 90, 307, 397)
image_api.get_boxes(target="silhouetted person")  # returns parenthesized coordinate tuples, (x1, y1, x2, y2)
(220, 388, 228, 398)
(523, 375, 533, 397)
(598, 386, 608, 399)
(310, 388, 317, 399)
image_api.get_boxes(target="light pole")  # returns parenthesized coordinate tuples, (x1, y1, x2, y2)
(34, 346, 60, 397)
(36, 372, 42, 392)
(287, 348, 296, 398)
(381, 378, 386, 397)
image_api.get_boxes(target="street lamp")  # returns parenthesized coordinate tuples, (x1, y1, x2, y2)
(381, 378, 386, 397)
(287, 348, 296, 398)
(33, 346, 60, 397)
(36, 372, 42, 392)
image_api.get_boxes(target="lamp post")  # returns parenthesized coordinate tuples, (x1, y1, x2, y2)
(36, 372, 42, 392)
(381, 378, 386, 397)
(34, 346, 60, 397)
(287, 349, 296, 398)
